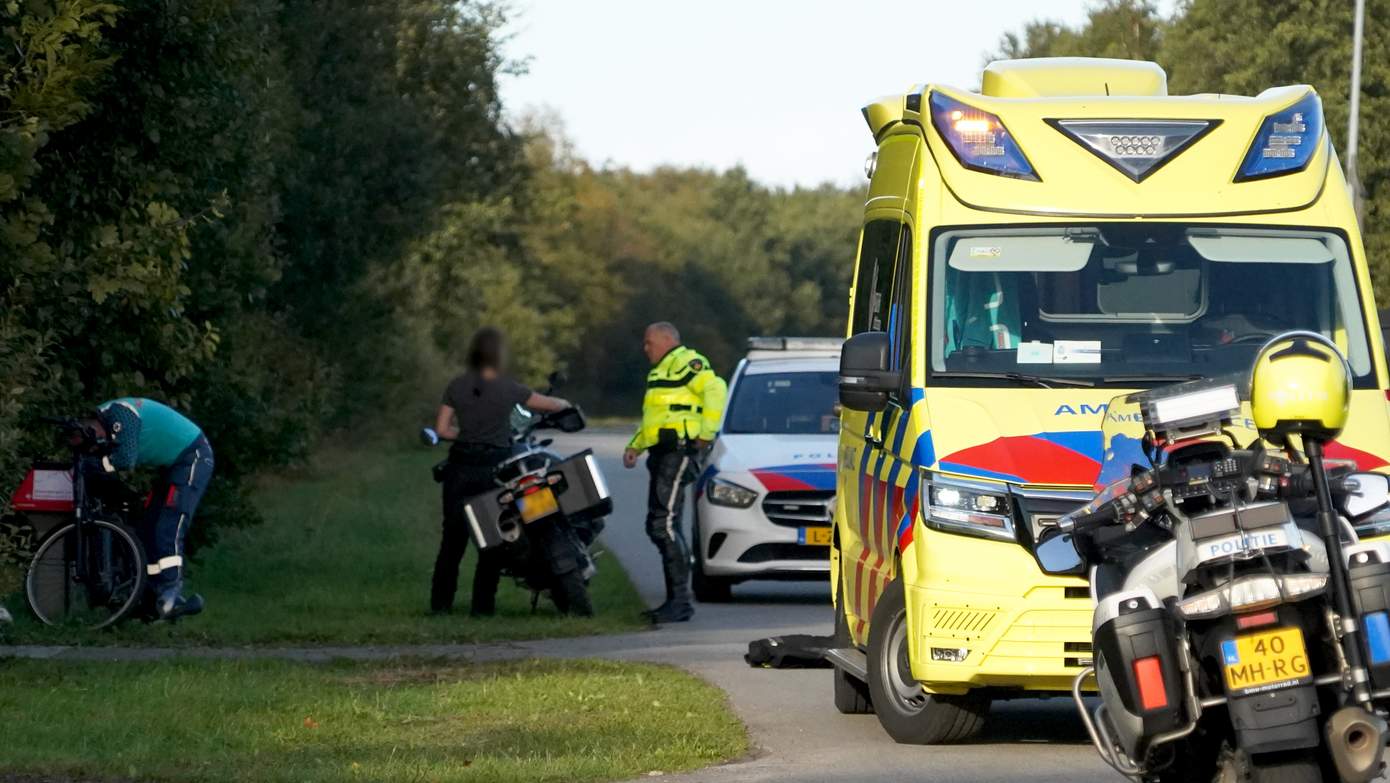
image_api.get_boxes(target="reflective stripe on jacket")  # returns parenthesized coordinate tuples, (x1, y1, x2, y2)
(629, 345, 728, 451)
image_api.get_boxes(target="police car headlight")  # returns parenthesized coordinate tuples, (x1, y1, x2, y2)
(707, 479, 758, 509)
(924, 479, 1015, 542)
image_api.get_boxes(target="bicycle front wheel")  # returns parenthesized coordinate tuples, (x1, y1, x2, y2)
(25, 520, 147, 630)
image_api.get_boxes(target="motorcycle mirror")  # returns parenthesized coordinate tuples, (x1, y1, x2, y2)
(547, 370, 568, 387)
(1341, 473, 1390, 519)
(1035, 529, 1086, 576)
(420, 427, 440, 447)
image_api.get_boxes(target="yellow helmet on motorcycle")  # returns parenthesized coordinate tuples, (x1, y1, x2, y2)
(1250, 331, 1351, 445)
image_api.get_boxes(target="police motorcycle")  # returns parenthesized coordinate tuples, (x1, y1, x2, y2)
(422, 403, 612, 616)
(1036, 333, 1390, 783)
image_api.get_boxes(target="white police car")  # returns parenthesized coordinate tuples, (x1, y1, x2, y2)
(692, 337, 841, 602)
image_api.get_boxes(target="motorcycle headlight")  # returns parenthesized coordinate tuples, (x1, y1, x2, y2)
(924, 480, 1015, 542)
(707, 479, 758, 509)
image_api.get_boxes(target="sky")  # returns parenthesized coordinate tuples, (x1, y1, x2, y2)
(498, 0, 1153, 189)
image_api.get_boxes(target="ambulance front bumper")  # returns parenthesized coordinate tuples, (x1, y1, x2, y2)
(907, 525, 1094, 695)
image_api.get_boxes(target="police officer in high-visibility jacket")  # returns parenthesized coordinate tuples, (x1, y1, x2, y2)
(623, 322, 727, 623)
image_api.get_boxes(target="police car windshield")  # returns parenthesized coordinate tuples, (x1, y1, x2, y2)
(724, 371, 839, 434)
(928, 224, 1375, 388)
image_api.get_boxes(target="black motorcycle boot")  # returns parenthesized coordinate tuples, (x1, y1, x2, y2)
(647, 590, 694, 624)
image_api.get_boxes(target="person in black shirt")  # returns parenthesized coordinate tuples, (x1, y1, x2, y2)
(431, 327, 571, 615)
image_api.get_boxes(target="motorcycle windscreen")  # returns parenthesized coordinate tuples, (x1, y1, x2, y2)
(1094, 375, 1259, 490)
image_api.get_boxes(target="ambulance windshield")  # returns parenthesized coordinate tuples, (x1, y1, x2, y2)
(928, 225, 1374, 388)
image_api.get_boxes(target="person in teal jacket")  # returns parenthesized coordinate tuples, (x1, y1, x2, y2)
(90, 397, 212, 621)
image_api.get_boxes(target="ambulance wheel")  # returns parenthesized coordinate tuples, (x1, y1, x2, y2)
(832, 583, 872, 714)
(867, 578, 989, 744)
(691, 517, 732, 602)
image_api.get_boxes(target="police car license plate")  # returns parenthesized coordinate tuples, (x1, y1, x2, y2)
(517, 487, 559, 523)
(1221, 627, 1311, 694)
(1197, 526, 1293, 564)
(800, 527, 832, 546)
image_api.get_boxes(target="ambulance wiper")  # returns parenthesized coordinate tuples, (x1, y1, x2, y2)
(934, 371, 1095, 388)
(1102, 374, 1203, 384)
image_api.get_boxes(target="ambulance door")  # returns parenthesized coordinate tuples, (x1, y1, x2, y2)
(839, 216, 912, 632)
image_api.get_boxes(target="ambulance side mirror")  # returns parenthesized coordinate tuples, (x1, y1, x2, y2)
(839, 331, 899, 412)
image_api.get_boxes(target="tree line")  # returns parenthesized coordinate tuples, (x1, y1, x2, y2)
(0, 1, 860, 545)
(4, 0, 1388, 548)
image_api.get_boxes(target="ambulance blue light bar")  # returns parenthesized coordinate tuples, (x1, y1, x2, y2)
(747, 337, 843, 352)
(929, 92, 1038, 181)
(1236, 91, 1323, 182)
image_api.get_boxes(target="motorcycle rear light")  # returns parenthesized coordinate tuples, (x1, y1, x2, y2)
(1235, 610, 1280, 630)
(1132, 656, 1169, 711)
(1176, 573, 1328, 619)
(1364, 612, 1390, 665)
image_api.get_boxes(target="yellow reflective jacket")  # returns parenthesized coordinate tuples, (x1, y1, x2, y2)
(629, 345, 728, 451)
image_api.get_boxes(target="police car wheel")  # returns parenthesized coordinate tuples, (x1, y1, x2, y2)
(866, 579, 989, 744)
(832, 583, 872, 714)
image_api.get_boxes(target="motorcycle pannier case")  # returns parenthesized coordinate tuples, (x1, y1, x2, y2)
(458, 489, 513, 550)
(1346, 544, 1390, 691)
(552, 449, 613, 520)
(1094, 590, 1186, 736)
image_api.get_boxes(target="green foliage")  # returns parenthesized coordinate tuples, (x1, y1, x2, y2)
(0, 1, 526, 546)
(991, 0, 1164, 62)
(0, 0, 863, 570)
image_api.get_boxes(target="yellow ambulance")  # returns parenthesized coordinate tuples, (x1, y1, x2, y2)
(828, 57, 1390, 744)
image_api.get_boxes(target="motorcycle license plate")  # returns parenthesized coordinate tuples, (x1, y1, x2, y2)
(1221, 627, 1312, 695)
(517, 487, 559, 523)
(799, 527, 832, 546)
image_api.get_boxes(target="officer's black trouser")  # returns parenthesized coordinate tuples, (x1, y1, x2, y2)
(645, 445, 696, 605)
(431, 447, 507, 615)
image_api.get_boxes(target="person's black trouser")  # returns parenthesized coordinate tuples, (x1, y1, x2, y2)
(142, 435, 214, 599)
(431, 447, 507, 614)
(645, 444, 697, 606)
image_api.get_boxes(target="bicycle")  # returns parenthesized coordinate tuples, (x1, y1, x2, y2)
(11, 417, 147, 629)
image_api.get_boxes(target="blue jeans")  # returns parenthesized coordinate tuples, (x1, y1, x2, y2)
(143, 435, 214, 594)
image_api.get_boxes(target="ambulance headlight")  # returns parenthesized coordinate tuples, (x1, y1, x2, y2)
(929, 92, 1038, 181)
(924, 479, 1015, 542)
(1236, 91, 1323, 181)
(707, 479, 758, 509)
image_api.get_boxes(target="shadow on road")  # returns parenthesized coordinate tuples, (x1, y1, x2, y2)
(979, 698, 1092, 745)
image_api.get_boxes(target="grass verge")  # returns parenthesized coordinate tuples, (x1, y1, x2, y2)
(1, 445, 647, 646)
(0, 657, 747, 783)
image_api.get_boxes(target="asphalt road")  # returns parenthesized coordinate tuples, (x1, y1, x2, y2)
(558, 430, 1118, 783)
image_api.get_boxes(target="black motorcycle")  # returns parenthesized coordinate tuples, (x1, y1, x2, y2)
(423, 405, 612, 616)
